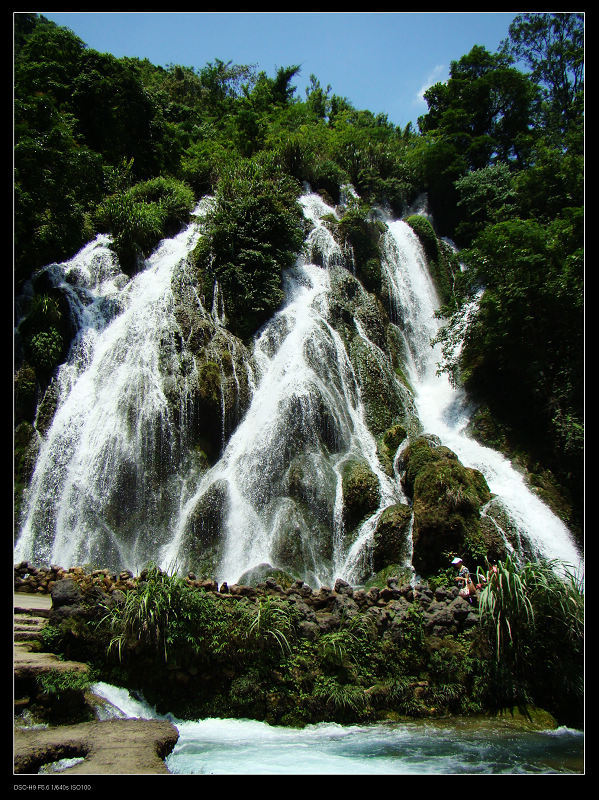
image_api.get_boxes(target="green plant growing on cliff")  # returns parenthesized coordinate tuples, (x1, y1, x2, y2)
(28, 327, 64, 373)
(194, 157, 305, 340)
(94, 177, 195, 273)
(35, 668, 92, 697)
(312, 676, 367, 717)
(100, 563, 185, 663)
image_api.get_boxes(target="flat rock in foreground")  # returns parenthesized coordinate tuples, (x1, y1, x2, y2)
(14, 718, 179, 775)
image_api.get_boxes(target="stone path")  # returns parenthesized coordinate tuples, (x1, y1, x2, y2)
(13, 592, 179, 775)
(14, 592, 89, 680)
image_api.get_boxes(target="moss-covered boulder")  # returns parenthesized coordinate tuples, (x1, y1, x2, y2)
(377, 422, 408, 475)
(371, 503, 413, 573)
(337, 208, 385, 294)
(169, 258, 256, 463)
(14, 364, 38, 425)
(400, 436, 491, 575)
(237, 562, 296, 589)
(268, 497, 333, 586)
(341, 457, 381, 531)
(176, 480, 230, 576)
(349, 334, 407, 436)
(405, 215, 459, 306)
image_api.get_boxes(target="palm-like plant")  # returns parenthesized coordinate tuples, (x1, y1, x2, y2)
(477, 555, 583, 662)
(100, 563, 184, 663)
(477, 555, 534, 662)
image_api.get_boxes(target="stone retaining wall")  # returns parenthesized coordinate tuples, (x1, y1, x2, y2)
(14, 561, 479, 640)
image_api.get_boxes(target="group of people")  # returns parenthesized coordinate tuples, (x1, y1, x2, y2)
(450, 556, 497, 603)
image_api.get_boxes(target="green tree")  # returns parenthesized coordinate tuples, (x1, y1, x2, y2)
(500, 12, 584, 146)
(454, 162, 518, 244)
(417, 45, 536, 237)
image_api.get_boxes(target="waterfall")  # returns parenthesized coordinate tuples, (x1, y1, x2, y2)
(15, 202, 210, 569)
(381, 219, 582, 572)
(162, 193, 405, 586)
(15, 189, 581, 584)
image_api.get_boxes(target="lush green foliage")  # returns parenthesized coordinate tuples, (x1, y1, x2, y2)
(94, 176, 195, 272)
(476, 556, 583, 726)
(192, 159, 305, 339)
(91, 565, 491, 725)
(35, 668, 91, 698)
(421, 14, 584, 525)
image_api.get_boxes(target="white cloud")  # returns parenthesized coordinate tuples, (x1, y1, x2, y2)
(415, 64, 447, 105)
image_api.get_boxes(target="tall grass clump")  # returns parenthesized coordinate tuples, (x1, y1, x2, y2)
(477, 555, 584, 727)
(100, 563, 185, 663)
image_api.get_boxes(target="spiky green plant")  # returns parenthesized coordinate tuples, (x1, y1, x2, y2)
(245, 595, 294, 656)
(317, 628, 362, 669)
(477, 554, 534, 662)
(477, 555, 583, 662)
(99, 563, 185, 663)
(476, 555, 584, 723)
(312, 677, 367, 715)
(35, 669, 91, 697)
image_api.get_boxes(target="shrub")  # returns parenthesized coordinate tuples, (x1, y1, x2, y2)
(195, 159, 305, 340)
(477, 556, 584, 725)
(94, 177, 195, 273)
(35, 668, 91, 698)
(245, 595, 295, 656)
(28, 327, 63, 373)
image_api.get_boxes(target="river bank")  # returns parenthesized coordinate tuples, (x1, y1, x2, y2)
(14, 589, 179, 775)
(14, 557, 584, 775)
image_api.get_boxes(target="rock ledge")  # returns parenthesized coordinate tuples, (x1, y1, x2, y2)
(14, 718, 179, 775)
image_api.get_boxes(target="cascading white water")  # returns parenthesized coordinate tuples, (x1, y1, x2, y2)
(163, 193, 405, 586)
(15, 188, 581, 584)
(14, 202, 210, 569)
(86, 681, 583, 775)
(381, 219, 582, 571)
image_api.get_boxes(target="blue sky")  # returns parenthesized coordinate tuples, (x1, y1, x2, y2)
(37, 11, 521, 129)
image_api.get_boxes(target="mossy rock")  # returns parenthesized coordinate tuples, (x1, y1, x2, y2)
(176, 480, 230, 575)
(268, 496, 333, 584)
(285, 453, 337, 531)
(14, 364, 38, 424)
(349, 335, 406, 436)
(400, 436, 491, 575)
(371, 503, 413, 573)
(341, 457, 381, 531)
(237, 562, 296, 589)
(377, 422, 408, 473)
(364, 562, 413, 590)
(399, 435, 444, 498)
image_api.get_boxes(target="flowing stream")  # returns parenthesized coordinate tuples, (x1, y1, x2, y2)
(86, 681, 583, 775)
